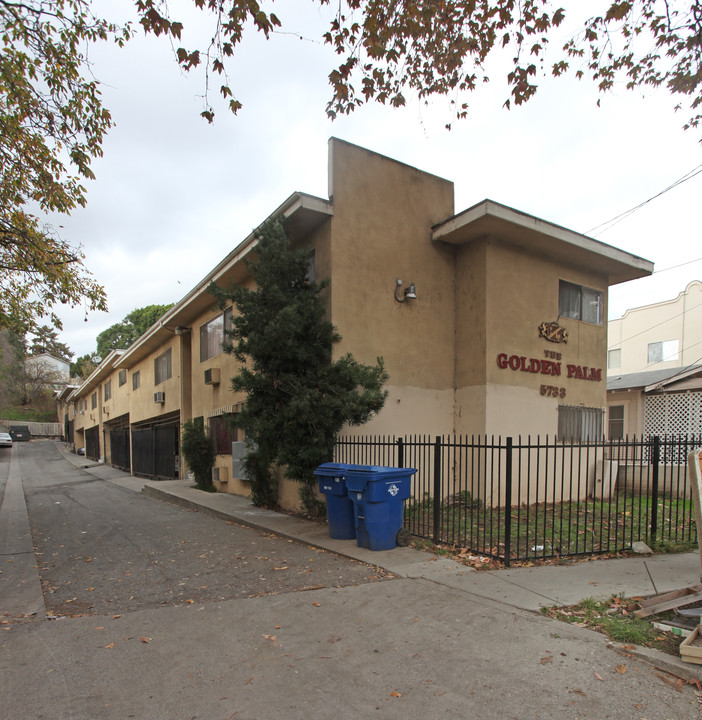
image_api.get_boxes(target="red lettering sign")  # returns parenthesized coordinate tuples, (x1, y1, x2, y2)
(499, 355, 600, 382)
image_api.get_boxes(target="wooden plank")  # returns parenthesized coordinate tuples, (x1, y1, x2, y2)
(680, 625, 702, 665)
(637, 585, 702, 611)
(635, 586, 702, 618)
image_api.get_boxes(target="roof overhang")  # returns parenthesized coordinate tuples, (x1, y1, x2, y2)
(70, 350, 125, 398)
(118, 192, 333, 366)
(645, 365, 702, 393)
(432, 199, 653, 286)
(56, 385, 78, 401)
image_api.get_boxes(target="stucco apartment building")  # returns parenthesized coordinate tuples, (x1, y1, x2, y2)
(57, 139, 652, 508)
(607, 280, 702, 439)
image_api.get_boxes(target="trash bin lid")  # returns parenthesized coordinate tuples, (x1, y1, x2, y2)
(313, 462, 350, 478)
(345, 464, 416, 476)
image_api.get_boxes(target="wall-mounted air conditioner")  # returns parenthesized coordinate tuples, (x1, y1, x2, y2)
(204, 367, 220, 385)
(154, 391, 165, 404)
(212, 466, 228, 484)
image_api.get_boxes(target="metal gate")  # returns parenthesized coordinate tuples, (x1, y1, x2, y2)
(132, 428, 155, 477)
(64, 417, 74, 443)
(154, 425, 178, 478)
(110, 428, 131, 471)
(131, 423, 179, 479)
(85, 426, 100, 461)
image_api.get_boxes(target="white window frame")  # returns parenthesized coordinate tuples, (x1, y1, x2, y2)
(647, 340, 679, 365)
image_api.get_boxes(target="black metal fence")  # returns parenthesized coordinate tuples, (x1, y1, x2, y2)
(335, 434, 701, 566)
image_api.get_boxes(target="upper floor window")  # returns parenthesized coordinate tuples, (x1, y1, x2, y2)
(306, 249, 316, 284)
(607, 348, 621, 370)
(200, 308, 233, 362)
(103, 380, 112, 402)
(647, 340, 679, 365)
(118, 369, 127, 387)
(91, 392, 97, 409)
(154, 348, 172, 385)
(559, 280, 603, 325)
(132, 370, 141, 390)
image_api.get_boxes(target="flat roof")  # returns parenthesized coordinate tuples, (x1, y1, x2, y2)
(432, 199, 654, 286)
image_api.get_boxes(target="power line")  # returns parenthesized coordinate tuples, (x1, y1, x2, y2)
(586, 164, 702, 237)
(609, 301, 702, 349)
(652, 256, 702, 275)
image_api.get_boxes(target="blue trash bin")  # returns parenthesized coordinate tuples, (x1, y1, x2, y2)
(345, 465, 416, 551)
(314, 463, 355, 540)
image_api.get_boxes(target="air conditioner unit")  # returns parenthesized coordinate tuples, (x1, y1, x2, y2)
(154, 391, 165, 404)
(204, 367, 220, 385)
(212, 466, 228, 484)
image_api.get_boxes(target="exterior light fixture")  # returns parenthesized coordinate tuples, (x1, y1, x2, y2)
(394, 279, 417, 303)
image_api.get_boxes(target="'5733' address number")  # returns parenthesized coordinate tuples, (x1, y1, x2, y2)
(541, 385, 566, 398)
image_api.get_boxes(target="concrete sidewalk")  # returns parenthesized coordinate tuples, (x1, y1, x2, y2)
(59, 443, 702, 614)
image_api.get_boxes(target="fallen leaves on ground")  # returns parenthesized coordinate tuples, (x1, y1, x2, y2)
(656, 673, 684, 692)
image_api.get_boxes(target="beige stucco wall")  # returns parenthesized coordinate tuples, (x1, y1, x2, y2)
(328, 139, 457, 438)
(127, 339, 181, 424)
(453, 236, 608, 437)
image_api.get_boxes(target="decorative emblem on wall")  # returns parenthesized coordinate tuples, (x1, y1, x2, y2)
(538, 321, 568, 344)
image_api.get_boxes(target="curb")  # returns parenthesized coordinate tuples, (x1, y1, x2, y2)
(139, 484, 371, 566)
(141, 485, 244, 526)
(609, 641, 702, 684)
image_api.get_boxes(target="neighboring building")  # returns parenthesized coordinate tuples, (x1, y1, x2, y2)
(57, 139, 653, 509)
(607, 280, 702, 377)
(607, 365, 702, 439)
(25, 352, 71, 390)
(606, 281, 702, 440)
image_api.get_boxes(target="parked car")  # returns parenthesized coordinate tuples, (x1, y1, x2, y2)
(0, 432, 12, 448)
(9, 425, 30, 442)
(76, 447, 85, 456)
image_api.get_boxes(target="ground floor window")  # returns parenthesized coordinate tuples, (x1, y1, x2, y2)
(608, 405, 624, 440)
(209, 414, 239, 454)
(558, 405, 604, 442)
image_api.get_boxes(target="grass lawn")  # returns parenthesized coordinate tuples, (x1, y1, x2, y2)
(406, 493, 697, 561)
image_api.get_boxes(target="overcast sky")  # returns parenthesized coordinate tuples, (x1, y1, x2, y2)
(51, 1, 702, 360)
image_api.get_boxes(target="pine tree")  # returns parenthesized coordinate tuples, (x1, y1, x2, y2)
(211, 220, 387, 513)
